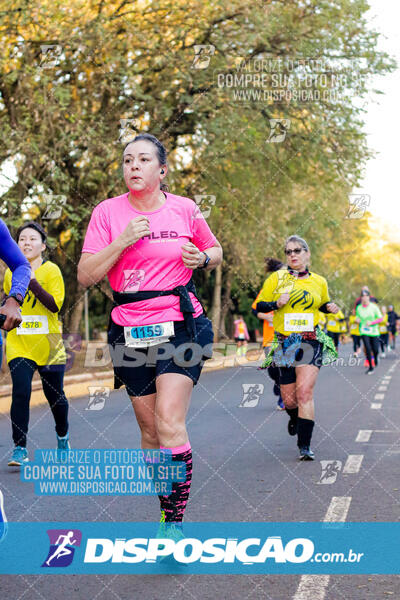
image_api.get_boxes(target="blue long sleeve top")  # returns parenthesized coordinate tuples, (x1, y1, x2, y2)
(0, 219, 31, 344)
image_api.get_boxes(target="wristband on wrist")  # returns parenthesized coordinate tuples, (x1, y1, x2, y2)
(5, 293, 24, 306)
(198, 251, 210, 269)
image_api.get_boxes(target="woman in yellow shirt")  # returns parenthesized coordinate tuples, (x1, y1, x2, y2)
(326, 310, 345, 350)
(348, 308, 361, 357)
(4, 222, 70, 466)
(256, 235, 339, 461)
(379, 306, 389, 357)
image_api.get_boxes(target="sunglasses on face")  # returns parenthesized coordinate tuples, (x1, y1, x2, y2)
(285, 247, 304, 256)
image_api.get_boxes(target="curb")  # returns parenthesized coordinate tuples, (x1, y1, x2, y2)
(0, 352, 264, 417)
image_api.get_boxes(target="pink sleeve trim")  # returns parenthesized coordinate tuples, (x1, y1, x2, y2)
(369, 318, 383, 326)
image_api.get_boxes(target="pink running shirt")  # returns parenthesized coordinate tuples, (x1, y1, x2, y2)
(82, 192, 217, 326)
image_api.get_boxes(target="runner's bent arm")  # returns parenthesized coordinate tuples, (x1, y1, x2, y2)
(0, 219, 31, 330)
(78, 240, 128, 288)
(0, 219, 31, 298)
(78, 216, 150, 288)
(29, 263, 65, 313)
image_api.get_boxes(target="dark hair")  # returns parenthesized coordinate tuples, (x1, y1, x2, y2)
(123, 133, 168, 191)
(16, 221, 47, 243)
(265, 257, 284, 273)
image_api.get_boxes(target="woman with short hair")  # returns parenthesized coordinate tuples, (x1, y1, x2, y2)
(256, 235, 339, 460)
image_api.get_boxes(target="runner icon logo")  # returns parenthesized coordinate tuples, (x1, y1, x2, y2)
(194, 195, 216, 219)
(39, 45, 62, 69)
(266, 119, 291, 143)
(191, 45, 215, 69)
(42, 529, 82, 568)
(317, 460, 342, 485)
(119, 119, 137, 144)
(274, 271, 295, 295)
(42, 194, 67, 220)
(123, 269, 145, 292)
(239, 384, 264, 407)
(86, 386, 110, 411)
(346, 194, 371, 219)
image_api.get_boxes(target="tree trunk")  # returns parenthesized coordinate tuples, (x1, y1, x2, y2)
(219, 276, 232, 339)
(211, 263, 222, 342)
(67, 286, 85, 334)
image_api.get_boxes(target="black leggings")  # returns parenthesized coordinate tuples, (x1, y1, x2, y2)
(9, 357, 69, 447)
(361, 336, 380, 369)
(380, 333, 389, 352)
(352, 335, 361, 353)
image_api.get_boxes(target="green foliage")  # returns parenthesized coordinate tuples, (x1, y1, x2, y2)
(0, 0, 396, 333)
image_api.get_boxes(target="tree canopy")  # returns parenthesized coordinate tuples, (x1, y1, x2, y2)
(0, 0, 396, 337)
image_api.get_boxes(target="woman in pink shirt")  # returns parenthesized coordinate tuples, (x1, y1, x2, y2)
(78, 134, 222, 538)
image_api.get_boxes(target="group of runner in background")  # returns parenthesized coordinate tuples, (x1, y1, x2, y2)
(246, 278, 399, 384)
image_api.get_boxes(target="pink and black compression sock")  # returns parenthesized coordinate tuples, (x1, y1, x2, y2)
(159, 442, 192, 522)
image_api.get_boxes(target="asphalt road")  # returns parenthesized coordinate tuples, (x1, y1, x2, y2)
(0, 343, 399, 599)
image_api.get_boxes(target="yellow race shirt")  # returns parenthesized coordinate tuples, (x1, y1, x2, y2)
(379, 313, 388, 334)
(4, 260, 66, 366)
(257, 269, 330, 336)
(326, 310, 345, 333)
(349, 315, 360, 336)
(340, 318, 348, 333)
(318, 312, 327, 327)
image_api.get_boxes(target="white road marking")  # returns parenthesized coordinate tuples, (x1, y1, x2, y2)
(371, 403, 382, 409)
(374, 429, 396, 433)
(293, 576, 330, 600)
(324, 496, 352, 521)
(356, 430, 372, 442)
(378, 386, 387, 392)
(374, 394, 385, 400)
(343, 455, 364, 474)
(293, 498, 352, 599)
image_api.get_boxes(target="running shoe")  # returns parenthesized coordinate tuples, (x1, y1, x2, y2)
(381, 352, 386, 358)
(8, 446, 29, 467)
(160, 522, 188, 566)
(366, 367, 374, 375)
(299, 446, 315, 461)
(288, 418, 298, 436)
(57, 433, 70, 450)
(0, 489, 7, 543)
(363, 359, 376, 367)
(277, 397, 285, 410)
(165, 522, 185, 543)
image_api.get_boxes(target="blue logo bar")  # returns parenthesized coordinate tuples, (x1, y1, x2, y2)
(0, 522, 399, 574)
